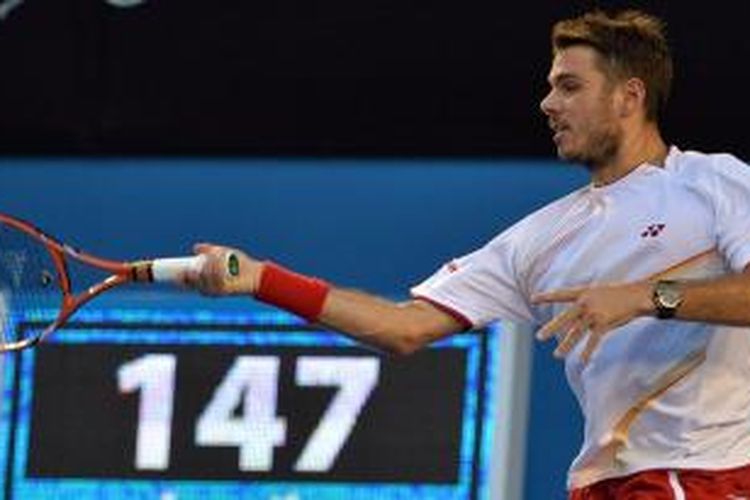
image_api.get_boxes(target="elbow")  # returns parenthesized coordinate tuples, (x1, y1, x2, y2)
(353, 301, 458, 356)
(385, 340, 420, 357)
(382, 325, 434, 357)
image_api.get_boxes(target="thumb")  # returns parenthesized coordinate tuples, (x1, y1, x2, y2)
(193, 242, 218, 255)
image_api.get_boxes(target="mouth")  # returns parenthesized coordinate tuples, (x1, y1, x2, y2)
(549, 120, 571, 144)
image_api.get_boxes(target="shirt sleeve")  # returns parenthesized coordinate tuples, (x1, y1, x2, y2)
(410, 228, 535, 329)
(710, 154, 750, 272)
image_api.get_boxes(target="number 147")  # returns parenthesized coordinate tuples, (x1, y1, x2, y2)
(117, 355, 381, 473)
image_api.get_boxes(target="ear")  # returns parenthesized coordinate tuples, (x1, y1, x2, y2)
(619, 77, 647, 118)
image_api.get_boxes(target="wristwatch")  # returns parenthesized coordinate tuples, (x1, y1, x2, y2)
(652, 280, 683, 319)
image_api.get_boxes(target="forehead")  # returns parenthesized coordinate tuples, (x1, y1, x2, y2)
(548, 45, 606, 82)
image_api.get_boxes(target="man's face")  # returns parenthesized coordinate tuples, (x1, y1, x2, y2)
(540, 46, 623, 169)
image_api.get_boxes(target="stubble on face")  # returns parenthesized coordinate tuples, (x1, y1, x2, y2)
(562, 108, 623, 172)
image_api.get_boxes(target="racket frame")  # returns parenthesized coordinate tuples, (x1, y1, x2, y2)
(0, 213, 165, 352)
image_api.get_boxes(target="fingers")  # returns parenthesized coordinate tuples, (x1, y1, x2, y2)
(535, 282, 647, 363)
(581, 328, 604, 365)
(532, 287, 584, 304)
(183, 243, 233, 295)
(185, 243, 263, 297)
(536, 303, 605, 363)
(536, 306, 580, 341)
(193, 242, 221, 256)
(553, 319, 588, 358)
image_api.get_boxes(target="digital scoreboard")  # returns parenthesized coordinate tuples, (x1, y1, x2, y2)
(0, 302, 528, 499)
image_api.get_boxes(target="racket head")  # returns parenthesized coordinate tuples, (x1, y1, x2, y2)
(0, 213, 205, 352)
(0, 214, 68, 351)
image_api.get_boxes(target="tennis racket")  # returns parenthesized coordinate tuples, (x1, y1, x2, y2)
(0, 213, 238, 352)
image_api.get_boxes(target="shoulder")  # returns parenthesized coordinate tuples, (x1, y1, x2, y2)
(669, 147, 750, 182)
(667, 147, 750, 215)
(486, 186, 588, 249)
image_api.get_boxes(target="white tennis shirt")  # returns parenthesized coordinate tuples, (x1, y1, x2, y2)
(411, 147, 750, 488)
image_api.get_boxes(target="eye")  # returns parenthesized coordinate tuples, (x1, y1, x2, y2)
(560, 81, 581, 94)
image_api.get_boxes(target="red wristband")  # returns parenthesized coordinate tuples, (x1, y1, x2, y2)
(255, 261, 330, 322)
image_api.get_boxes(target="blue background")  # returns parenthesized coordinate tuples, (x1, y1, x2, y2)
(0, 158, 588, 498)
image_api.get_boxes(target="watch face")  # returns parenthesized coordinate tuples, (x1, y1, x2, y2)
(657, 281, 683, 308)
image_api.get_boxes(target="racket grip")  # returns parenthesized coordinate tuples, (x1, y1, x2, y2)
(151, 255, 207, 283)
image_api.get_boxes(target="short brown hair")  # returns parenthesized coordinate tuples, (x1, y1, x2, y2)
(552, 10, 673, 122)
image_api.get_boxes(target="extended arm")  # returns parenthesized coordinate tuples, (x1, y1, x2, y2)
(185, 243, 466, 355)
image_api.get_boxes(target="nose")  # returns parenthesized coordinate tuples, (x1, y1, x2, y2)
(540, 89, 557, 117)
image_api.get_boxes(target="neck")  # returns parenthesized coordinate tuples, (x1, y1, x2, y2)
(591, 124, 668, 187)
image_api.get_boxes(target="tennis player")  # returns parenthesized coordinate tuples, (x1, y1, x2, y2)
(187, 10, 750, 499)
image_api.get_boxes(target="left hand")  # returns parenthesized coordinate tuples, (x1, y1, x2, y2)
(532, 281, 654, 363)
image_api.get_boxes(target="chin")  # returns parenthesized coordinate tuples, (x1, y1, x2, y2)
(556, 145, 577, 161)
(554, 136, 577, 159)
(556, 148, 597, 170)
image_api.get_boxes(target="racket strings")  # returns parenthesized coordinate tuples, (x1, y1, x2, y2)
(0, 224, 62, 344)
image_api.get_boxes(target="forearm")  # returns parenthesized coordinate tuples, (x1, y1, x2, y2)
(255, 261, 450, 353)
(319, 288, 463, 355)
(672, 273, 750, 325)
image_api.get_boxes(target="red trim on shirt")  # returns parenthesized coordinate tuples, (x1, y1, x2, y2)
(412, 295, 474, 331)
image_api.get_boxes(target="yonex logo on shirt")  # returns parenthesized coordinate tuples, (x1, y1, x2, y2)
(641, 223, 666, 238)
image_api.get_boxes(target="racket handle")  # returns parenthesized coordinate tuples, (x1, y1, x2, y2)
(151, 255, 207, 283)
